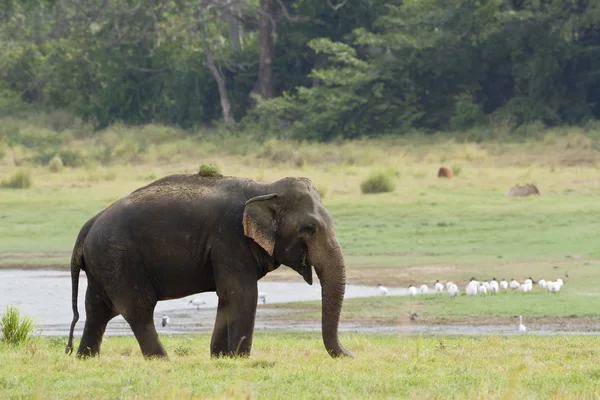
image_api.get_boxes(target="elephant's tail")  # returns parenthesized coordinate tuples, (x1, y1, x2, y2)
(65, 248, 82, 355)
(65, 214, 99, 355)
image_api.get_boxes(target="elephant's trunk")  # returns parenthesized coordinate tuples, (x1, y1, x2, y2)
(312, 235, 354, 358)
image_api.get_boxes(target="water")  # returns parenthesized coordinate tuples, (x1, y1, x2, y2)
(0, 269, 407, 336)
(1, 269, 598, 337)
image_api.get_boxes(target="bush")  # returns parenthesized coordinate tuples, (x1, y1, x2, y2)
(451, 164, 462, 177)
(59, 149, 85, 167)
(0, 169, 32, 189)
(48, 155, 64, 172)
(360, 171, 395, 194)
(0, 306, 36, 345)
(198, 164, 222, 177)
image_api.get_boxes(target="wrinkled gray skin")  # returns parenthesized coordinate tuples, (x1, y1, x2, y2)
(65, 174, 353, 359)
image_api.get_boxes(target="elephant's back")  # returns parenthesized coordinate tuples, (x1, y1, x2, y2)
(126, 173, 226, 203)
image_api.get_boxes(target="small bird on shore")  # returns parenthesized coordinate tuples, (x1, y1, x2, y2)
(519, 316, 526, 332)
(405, 311, 419, 321)
(161, 316, 170, 327)
(258, 292, 267, 304)
(448, 284, 459, 298)
(565, 270, 570, 279)
(408, 284, 417, 296)
(188, 298, 205, 309)
(478, 284, 488, 296)
(377, 283, 388, 295)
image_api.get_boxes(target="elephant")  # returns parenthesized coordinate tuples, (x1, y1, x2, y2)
(65, 173, 353, 359)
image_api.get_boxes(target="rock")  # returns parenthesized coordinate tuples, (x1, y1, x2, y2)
(506, 183, 540, 197)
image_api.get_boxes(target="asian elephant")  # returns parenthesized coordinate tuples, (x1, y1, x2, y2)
(65, 173, 353, 359)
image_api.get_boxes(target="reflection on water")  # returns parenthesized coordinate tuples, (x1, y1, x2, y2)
(0, 269, 408, 336)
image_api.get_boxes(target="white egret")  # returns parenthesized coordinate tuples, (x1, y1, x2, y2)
(519, 316, 526, 332)
(408, 285, 417, 296)
(188, 298, 206, 309)
(448, 284, 459, 298)
(434, 280, 444, 293)
(377, 283, 388, 296)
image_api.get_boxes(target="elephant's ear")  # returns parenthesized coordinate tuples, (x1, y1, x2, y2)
(243, 194, 278, 256)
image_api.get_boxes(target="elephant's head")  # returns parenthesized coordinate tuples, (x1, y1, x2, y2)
(243, 177, 353, 358)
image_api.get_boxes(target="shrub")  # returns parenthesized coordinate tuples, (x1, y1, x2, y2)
(451, 164, 462, 177)
(1, 169, 32, 189)
(360, 171, 395, 194)
(0, 306, 36, 346)
(59, 149, 85, 167)
(198, 164, 222, 177)
(48, 155, 64, 172)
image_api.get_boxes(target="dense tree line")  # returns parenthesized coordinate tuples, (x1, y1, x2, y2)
(1, 0, 600, 140)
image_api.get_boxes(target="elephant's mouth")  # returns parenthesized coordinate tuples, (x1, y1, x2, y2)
(290, 252, 313, 285)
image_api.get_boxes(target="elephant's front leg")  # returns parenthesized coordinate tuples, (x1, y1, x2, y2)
(226, 283, 258, 356)
(210, 298, 229, 357)
(212, 260, 259, 357)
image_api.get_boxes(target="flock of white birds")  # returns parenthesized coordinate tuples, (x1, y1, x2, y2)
(377, 277, 566, 297)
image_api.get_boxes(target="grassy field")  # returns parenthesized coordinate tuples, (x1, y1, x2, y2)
(2, 126, 600, 273)
(2, 121, 600, 398)
(2, 333, 600, 399)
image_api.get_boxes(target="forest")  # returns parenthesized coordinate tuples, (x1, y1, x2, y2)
(1, 0, 600, 140)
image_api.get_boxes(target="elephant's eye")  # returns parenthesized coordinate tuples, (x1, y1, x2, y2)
(300, 224, 316, 236)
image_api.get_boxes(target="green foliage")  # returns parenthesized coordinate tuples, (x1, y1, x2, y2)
(451, 164, 462, 177)
(198, 164, 222, 177)
(0, 0, 599, 138)
(360, 171, 395, 194)
(48, 155, 63, 172)
(1, 169, 32, 189)
(0, 306, 36, 346)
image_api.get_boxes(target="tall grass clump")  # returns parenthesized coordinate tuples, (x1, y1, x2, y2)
(0, 169, 32, 188)
(360, 171, 396, 194)
(198, 164, 222, 177)
(48, 155, 64, 172)
(0, 306, 36, 345)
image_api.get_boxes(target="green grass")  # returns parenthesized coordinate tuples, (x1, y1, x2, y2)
(0, 306, 36, 345)
(0, 168, 32, 188)
(198, 163, 222, 176)
(2, 333, 600, 398)
(1, 161, 600, 270)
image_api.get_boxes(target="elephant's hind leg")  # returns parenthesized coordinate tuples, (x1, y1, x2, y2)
(78, 285, 118, 358)
(117, 293, 167, 358)
(126, 317, 167, 358)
